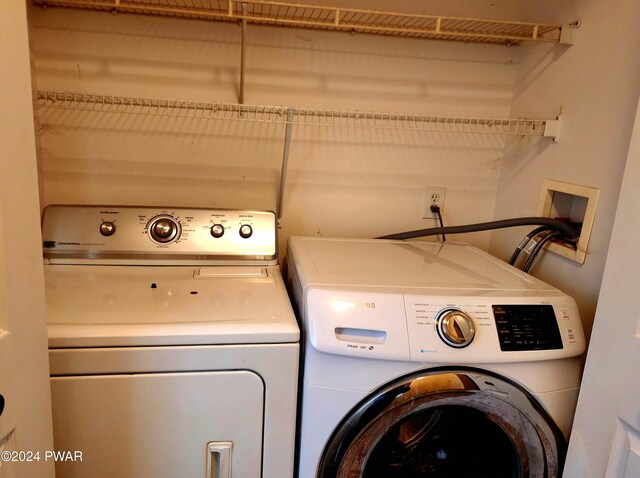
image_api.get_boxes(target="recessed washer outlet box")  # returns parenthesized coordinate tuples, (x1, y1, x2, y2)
(537, 179, 600, 264)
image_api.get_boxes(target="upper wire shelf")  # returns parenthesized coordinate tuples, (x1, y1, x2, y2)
(32, 0, 576, 46)
(33, 90, 558, 138)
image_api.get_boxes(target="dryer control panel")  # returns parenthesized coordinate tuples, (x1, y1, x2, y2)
(42, 205, 278, 264)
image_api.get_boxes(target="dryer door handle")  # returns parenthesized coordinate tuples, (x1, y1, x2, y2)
(206, 441, 233, 478)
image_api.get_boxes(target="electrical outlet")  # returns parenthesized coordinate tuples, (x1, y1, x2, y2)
(422, 187, 446, 218)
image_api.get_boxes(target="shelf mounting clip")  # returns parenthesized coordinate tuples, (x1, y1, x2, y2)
(543, 115, 562, 142)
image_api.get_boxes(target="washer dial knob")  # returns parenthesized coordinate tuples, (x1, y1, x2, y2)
(436, 309, 475, 348)
(210, 224, 225, 238)
(148, 216, 181, 244)
(239, 224, 253, 239)
(100, 221, 116, 236)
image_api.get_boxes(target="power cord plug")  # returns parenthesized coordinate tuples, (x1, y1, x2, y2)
(430, 204, 446, 242)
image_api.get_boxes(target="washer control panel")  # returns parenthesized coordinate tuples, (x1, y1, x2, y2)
(42, 205, 277, 262)
(403, 295, 580, 362)
(306, 289, 585, 363)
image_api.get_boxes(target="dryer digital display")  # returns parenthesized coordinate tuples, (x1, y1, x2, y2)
(492, 305, 563, 351)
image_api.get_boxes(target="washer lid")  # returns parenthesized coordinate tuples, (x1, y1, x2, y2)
(45, 265, 299, 347)
(288, 237, 559, 293)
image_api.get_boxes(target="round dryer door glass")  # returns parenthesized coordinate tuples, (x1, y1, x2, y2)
(318, 369, 565, 478)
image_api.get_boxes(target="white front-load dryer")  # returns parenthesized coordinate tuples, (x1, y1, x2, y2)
(286, 237, 586, 478)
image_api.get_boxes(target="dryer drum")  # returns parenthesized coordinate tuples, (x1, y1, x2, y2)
(317, 369, 565, 478)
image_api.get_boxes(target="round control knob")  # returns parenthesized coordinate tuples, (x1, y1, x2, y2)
(210, 224, 225, 238)
(436, 309, 475, 348)
(100, 221, 116, 237)
(239, 224, 253, 239)
(148, 216, 180, 244)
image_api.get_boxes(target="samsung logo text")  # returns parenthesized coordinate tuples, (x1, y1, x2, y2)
(332, 300, 376, 312)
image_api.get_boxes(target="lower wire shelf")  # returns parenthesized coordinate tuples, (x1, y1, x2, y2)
(33, 90, 559, 138)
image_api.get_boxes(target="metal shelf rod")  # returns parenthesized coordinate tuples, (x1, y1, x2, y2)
(277, 107, 294, 220)
(240, 2, 247, 104)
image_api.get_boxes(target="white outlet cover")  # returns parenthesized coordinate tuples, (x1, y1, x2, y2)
(422, 187, 446, 219)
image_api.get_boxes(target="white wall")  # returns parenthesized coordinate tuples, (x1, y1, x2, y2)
(28, 2, 526, 256)
(490, 0, 640, 338)
(0, 1, 54, 475)
(563, 94, 640, 478)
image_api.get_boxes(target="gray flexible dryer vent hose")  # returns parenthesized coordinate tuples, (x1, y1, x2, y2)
(377, 217, 580, 242)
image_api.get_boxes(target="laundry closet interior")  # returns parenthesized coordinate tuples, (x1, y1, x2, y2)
(27, 0, 639, 340)
(12, 0, 640, 476)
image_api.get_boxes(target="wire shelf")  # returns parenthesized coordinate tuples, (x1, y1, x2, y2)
(34, 91, 289, 123)
(32, 0, 573, 45)
(33, 90, 553, 137)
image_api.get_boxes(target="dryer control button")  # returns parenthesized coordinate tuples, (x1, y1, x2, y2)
(210, 224, 225, 238)
(100, 221, 116, 236)
(239, 224, 253, 239)
(148, 216, 181, 244)
(436, 309, 475, 348)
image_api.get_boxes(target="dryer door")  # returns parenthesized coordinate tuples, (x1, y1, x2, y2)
(318, 369, 565, 478)
(51, 370, 264, 478)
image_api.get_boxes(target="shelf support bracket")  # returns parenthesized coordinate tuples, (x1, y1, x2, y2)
(543, 115, 562, 142)
(277, 108, 295, 220)
(239, 2, 247, 104)
(559, 22, 579, 45)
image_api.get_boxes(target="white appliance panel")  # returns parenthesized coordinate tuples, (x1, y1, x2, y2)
(307, 289, 410, 361)
(51, 371, 264, 478)
(291, 237, 556, 291)
(306, 288, 583, 363)
(49, 344, 300, 478)
(45, 265, 299, 347)
(42, 205, 277, 262)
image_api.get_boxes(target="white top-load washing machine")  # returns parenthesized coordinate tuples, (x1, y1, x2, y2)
(42, 205, 299, 478)
(286, 237, 586, 478)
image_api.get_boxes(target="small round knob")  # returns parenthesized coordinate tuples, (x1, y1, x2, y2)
(239, 224, 253, 239)
(210, 224, 225, 238)
(148, 217, 180, 244)
(436, 309, 475, 348)
(100, 221, 116, 236)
